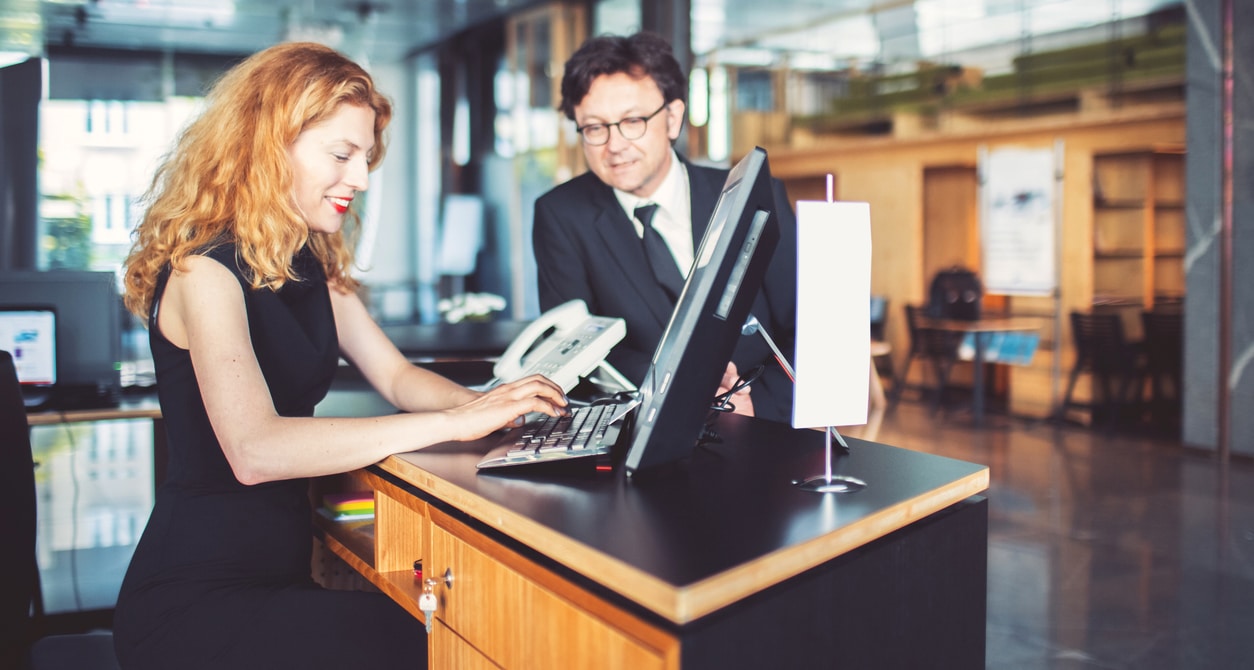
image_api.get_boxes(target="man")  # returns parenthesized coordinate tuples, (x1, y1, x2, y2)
(533, 32, 799, 424)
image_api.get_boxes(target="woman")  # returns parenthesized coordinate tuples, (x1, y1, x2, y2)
(114, 42, 567, 669)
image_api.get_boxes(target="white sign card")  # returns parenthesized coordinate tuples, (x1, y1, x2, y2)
(792, 201, 872, 429)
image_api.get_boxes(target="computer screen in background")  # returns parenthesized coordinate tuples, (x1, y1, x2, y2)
(0, 271, 122, 410)
(624, 147, 781, 476)
(0, 307, 57, 386)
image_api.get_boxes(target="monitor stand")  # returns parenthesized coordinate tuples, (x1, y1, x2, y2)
(22, 387, 54, 411)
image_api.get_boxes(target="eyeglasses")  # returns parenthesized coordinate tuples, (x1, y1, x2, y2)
(575, 102, 669, 146)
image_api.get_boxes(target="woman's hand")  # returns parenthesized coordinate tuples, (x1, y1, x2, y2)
(442, 375, 569, 442)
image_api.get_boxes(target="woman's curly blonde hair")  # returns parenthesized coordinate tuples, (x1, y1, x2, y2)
(123, 42, 392, 320)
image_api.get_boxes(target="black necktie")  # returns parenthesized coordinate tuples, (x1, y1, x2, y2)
(635, 204, 684, 301)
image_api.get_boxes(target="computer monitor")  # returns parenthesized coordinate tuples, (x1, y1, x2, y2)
(623, 147, 781, 476)
(0, 271, 122, 409)
(0, 306, 57, 386)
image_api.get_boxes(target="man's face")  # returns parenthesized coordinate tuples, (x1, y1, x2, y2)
(573, 72, 686, 199)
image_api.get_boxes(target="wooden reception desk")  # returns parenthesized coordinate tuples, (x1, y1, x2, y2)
(315, 413, 990, 669)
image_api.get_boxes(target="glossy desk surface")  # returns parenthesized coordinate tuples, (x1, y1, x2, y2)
(382, 413, 989, 624)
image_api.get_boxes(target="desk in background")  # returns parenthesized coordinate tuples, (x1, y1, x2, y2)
(380, 319, 529, 362)
(917, 315, 1041, 425)
(27, 396, 167, 485)
(315, 415, 990, 668)
(27, 321, 531, 479)
(25, 399, 161, 428)
(329, 320, 532, 388)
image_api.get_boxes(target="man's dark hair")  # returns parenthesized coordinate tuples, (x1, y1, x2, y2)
(558, 32, 687, 121)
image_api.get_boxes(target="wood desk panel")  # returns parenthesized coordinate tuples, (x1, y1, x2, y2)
(429, 510, 676, 669)
(319, 414, 990, 668)
(430, 620, 496, 669)
(381, 413, 988, 624)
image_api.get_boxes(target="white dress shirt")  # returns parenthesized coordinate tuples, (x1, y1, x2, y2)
(612, 150, 694, 279)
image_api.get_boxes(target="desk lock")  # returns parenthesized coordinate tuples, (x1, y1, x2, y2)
(418, 568, 454, 634)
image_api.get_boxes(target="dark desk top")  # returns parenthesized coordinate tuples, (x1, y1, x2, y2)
(329, 320, 529, 387)
(382, 413, 988, 624)
(380, 320, 530, 362)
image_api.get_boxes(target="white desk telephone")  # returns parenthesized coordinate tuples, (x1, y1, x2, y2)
(490, 299, 635, 394)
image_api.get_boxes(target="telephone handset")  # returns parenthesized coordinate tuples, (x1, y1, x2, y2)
(491, 299, 634, 394)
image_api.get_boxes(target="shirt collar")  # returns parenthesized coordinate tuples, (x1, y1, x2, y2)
(613, 149, 687, 220)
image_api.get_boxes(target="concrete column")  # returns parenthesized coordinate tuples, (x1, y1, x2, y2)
(0, 58, 41, 270)
(1184, 0, 1254, 454)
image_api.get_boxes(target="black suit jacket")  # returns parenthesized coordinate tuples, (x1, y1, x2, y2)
(533, 157, 799, 423)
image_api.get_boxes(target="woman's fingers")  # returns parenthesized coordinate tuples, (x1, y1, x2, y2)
(445, 375, 572, 441)
(496, 375, 568, 410)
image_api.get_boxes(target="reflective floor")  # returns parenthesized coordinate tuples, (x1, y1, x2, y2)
(33, 395, 1254, 668)
(875, 402, 1254, 669)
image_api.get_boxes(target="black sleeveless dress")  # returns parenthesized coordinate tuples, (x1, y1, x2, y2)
(114, 244, 426, 669)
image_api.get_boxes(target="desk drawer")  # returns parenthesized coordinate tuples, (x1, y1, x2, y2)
(428, 517, 673, 670)
(431, 620, 496, 670)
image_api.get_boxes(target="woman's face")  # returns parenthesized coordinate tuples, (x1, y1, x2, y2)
(288, 103, 376, 234)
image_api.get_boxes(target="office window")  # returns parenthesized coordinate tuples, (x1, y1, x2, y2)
(593, 0, 639, 37)
(85, 100, 129, 136)
(38, 98, 200, 272)
(688, 0, 1184, 151)
(736, 69, 774, 111)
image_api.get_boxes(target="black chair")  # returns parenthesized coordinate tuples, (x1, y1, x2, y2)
(891, 304, 963, 413)
(869, 295, 895, 389)
(0, 350, 121, 670)
(869, 295, 889, 342)
(1057, 311, 1146, 427)
(1141, 309, 1183, 429)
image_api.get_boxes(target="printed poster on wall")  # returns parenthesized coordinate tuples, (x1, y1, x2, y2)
(980, 146, 1057, 295)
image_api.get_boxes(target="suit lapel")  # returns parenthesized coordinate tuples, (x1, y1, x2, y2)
(686, 161, 722, 250)
(586, 181, 677, 328)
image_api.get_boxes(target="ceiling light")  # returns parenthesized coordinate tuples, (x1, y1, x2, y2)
(711, 47, 775, 68)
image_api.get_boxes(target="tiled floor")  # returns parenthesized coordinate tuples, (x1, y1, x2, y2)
(32, 394, 1254, 668)
(874, 402, 1254, 669)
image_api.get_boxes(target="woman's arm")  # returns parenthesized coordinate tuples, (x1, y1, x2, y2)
(163, 256, 566, 485)
(329, 284, 478, 412)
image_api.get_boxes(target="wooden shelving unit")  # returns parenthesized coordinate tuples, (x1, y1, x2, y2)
(1091, 146, 1186, 314)
(311, 470, 428, 619)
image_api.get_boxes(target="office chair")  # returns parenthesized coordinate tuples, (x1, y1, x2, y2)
(891, 304, 962, 413)
(0, 350, 121, 670)
(1057, 311, 1146, 427)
